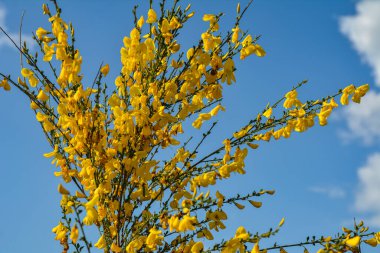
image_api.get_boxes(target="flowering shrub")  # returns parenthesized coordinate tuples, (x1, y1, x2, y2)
(0, 1, 377, 252)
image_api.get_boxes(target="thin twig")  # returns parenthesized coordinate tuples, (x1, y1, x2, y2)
(19, 11, 25, 69)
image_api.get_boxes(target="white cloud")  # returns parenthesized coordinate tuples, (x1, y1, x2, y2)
(339, 91, 380, 145)
(309, 186, 346, 199)
(0, 5, 34, 49)
(339, 0, 380, 228)
(355, 152, 380, 227)
(339, 0, 380, 145)
(340, 0, 380, 86)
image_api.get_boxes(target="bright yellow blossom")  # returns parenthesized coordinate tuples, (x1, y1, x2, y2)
(69, 224, 79, 243)
(36, 27, 49, 40)
(100, 64, 110, 76)
(0, 78, 10, 91)
(263, 107, 273, 118)
(232, 26, 240, 44)
(94, 235, 107, 249)
(37, 90, 49, 101)
(191, 242, 204, 253)
(352, 83, 369, 103)
(52, 222, 68, 240)
(147, 8, 157, 23)
(111, 243, 122, 253)
(58, 184, 70, 195)
(251, 243, 260, 253)
(203, 14, 219, 31)
(346, 236, 361, 248)
(146, 227, 164, 250)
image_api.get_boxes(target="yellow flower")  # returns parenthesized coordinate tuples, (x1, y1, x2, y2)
(247, 143, 259, 149)
(147, 9, 157, 23)
(146, 227, 164, 250)
(216, 190, 224, 207)
(160, 18, 173, 43)
(178, 215, 198, 232)
(36, 27, 49, 40)
(340, 92, 349, 105)
(232, 26, 240, 44)
(28, 75, 39, 87)
(191, 242, 204, 253)
(221, 58, 236, 85)
(201, 32, 213, 52)
(346, 236, 361, 247)
(43, 42, 55, 62)
(254, 44, 266, 57)
(233, 125, 252, 139)
(52, 222, 67, 240)
(235, 226, 249, 240)
(192, 113, 211, 129)
(375, 232, 380, 243)
(21, 68, 39, 87)
(364, 237, 377, 247)
(94, 235, 107, 249)
(340, 84, 356, 105)
(263, 107, 273, 118)
(197, 229, 214, 240)
(100, 64, 110, 76)
(210, 104, 225, 116)
(203, 14, 219, 31)
(111, 242, 122, 253)
(21, 68, 33, 78)
(223, 139, 231, 153)
(352, 83, 369, 103)
(234, 202, 245, 209)
(249, 200, 262, 208)
(192, 118, 203, 129)
(56, 45, 67, 60)
(137, 16, 144, 28)
(168, 215, 180, 232)
(242, 34, 253, 47)
(240, 34, 266, 59)
(283, 90, 302, 108)
(169, 17, 181, 30)
(37, 90, 49, 101)
(318, 98, 338, 126)
(0, 78, 11, 91)
(70, 224, 79, 243)
(43, 145, 58, 158)
(251, 243, 260, 253)
(342, 84, 355, 94)
(58, 184, 70, 195)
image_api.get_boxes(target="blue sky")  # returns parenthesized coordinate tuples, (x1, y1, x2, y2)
(0, 0, 380, 252)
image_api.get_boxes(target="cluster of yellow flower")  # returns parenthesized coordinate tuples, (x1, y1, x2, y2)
(227, 82, 369, 156)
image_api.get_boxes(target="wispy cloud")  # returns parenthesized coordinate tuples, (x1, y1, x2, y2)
(0, 4, 34, 49)
(355, 153, 380, 227)
(309, 186, 346, 199)
(340, 0, 380, 86)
